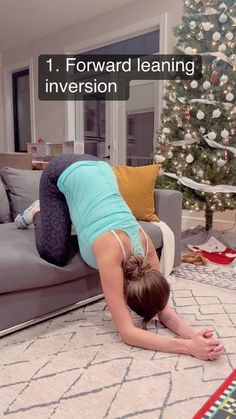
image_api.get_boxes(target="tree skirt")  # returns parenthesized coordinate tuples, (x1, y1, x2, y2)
(193, 369, 236, 419)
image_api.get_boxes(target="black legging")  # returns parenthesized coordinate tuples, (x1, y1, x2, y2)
(34, 153, 100, 266)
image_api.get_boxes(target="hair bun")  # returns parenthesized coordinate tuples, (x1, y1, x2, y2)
(123, 255, 151, 281)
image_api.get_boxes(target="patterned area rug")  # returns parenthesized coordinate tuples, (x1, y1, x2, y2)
(174, 263, 236, 290)
(0, 268, 236, 419)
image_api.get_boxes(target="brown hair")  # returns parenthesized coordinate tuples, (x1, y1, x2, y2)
(122, 254, 170, 329)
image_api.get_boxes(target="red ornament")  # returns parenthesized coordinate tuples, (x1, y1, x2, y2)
(224, 150, 228, 161)
(184, 109, 191, 120)
(210, 71, 218, 84)
(184, 80, 190, 90)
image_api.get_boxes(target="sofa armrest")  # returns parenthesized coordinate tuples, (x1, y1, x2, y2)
(154, 189, 182, 267)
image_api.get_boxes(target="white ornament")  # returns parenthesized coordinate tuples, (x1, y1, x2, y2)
(208, 131, 217, 140)
(202, 22, 212, 31)
(186, 154, 194, 163)
(162, 127, 170, 133)
(185, 46, 194, 54)
(197, 110, 205, 120)
(220, 74, 228, 84)
(219, 2, 227, 10)
(190, 80, 198, 88)
(189, 21, 197, 30)
(221, 129, 229, 138)
(219, 13, 227, 23)
(212, 32, 221, 42)
(230, 54, 236, 66)
(226, 92, 234, 102)
(184, 133, 192, 141)
(198, 169, 204, 178)
(218, 43, 226, 52)
(212, 108, 221, 118)
(167, 151, 173, 159)
(217, 158, 226, 167)
(225, 31, 233, 41)
(203, 80, 211, 90)
(154, 154, 166, 163)
(196, 31, 204, 41)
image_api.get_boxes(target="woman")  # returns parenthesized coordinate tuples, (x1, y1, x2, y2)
(15, 154, 224, 361)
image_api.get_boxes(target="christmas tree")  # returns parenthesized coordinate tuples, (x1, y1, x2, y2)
(155, 0, 236, 230)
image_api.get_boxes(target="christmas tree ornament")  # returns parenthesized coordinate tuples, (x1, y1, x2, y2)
(220, 74, 228, 84)
(199, 126, 206, 133)
(154, 154, 166, 163)
(230, 54, 236, 66)
(203, 80, 211, 89)
(178, 120, 183, 127)
(184, 132, 192, 141)
(189, 21, 197, 30)
(208, 131, 217, 140)
(212, 108, 221, 118)
(219, 2, 227, 9)
(186, 154, 194, 163)
(212, 31, 221, 41)
(162, 127, 171, 133)
(219, 13, 227, 23)
(185, 46, 194, 54)
(217, 158, 226, 167)
(202, 22, 212, 31)
(169, 92, 177, 102)
(212, 58, 220, 69)
(175, 77, 181, 83)
(183, 80, 190, 89)
(225, 31, 233, 41)
(167, 151, 173, 159)
(203, 0, 216, 4)
(190, 80, 198, 88)
(207, 91, 215, 100)
(185, 0, 190, 5)
(224, 150, 228, 161)
(198, 169, 204, 177)
(197, 110, 205, 120)
(226, 92, 234, 102)
(196, 31, 204, 41)
(221, 129, 229, 138)
(184, 109, 191, 120)
(218, 43, 227, 52)
(210, 70, 218, 83)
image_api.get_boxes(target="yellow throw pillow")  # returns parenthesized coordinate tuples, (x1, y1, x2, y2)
(112, 164, 160, 221)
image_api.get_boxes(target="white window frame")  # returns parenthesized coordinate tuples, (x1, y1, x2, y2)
(3, 58, 36, 152)
(64, 13, 167, 165)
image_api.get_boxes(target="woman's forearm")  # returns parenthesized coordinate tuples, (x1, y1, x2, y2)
(158, 306, 196, 339)
(122, 326, 191, 355)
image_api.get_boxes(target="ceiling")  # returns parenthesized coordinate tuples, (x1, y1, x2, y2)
(0, 0, 135, 52)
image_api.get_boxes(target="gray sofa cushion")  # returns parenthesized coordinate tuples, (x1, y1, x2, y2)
(0, 168, 42, 220)
(0, 177, 10, 223)
(0, 223, 96, 294)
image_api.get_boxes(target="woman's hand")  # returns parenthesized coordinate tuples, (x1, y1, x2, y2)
(188, 330, 224, 360)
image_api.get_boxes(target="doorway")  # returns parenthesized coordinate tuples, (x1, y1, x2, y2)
(12, 69, 31, 152)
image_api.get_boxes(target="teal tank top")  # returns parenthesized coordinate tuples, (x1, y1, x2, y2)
(57, 160, 145, 268)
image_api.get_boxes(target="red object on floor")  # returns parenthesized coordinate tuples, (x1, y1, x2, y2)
(192, 247, 236, 265)
(193, 369, 236, 419)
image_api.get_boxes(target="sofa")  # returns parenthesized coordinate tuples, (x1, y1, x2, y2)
(0, 167, 182, 337)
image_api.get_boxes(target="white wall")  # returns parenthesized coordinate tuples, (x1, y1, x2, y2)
(2, 0, 183, 147)
(0, 53, 4, 150)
